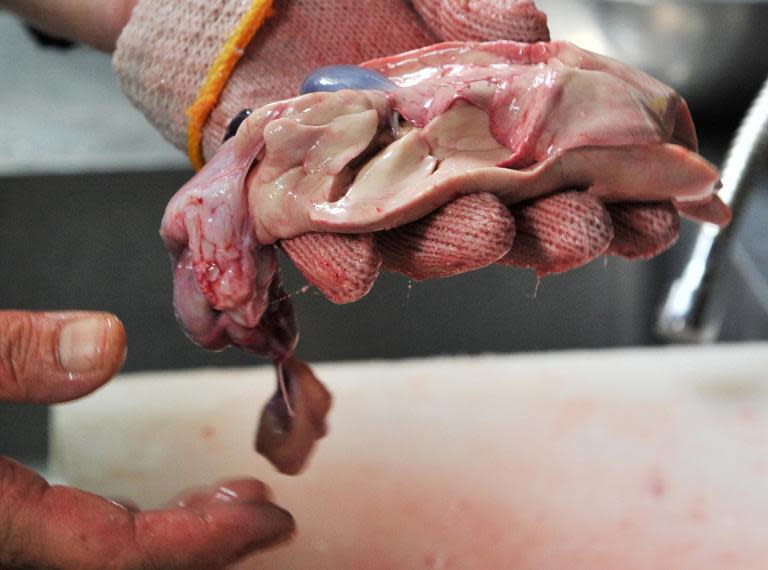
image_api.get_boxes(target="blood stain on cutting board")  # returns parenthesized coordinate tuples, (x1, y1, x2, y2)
(647, 465, 668, 499)
(200, 424, 217, 439)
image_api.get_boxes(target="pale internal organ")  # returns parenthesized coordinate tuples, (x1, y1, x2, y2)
(160, 40, 728, 475)
(242, 40, 724, 246)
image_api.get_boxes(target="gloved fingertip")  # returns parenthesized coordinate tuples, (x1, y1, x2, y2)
(606, 201, 680, 259)
(499, 191, 614, 274)
(378, 193, 515, 280)
(281, 232, 381, 304)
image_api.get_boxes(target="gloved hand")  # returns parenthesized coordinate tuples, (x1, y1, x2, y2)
(113, 0, 692, 303)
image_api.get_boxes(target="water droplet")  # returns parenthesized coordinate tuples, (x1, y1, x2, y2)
(405, 279, 413, 306)
(213, 486, 238, 503)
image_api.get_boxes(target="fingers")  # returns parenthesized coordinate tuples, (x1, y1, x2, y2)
(280, 232, 381, 304)
(499, 191, 615, 277)
(0, 311, 126, 404)
(281, 194, 516, 299)
(606, 201, 680, 259)
(0, 458, 293, 570)
(376, 193, 516, 281)
(282, 192, 682, 296)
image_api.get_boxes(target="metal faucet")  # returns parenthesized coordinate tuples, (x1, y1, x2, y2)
(657, 76, 768, 343)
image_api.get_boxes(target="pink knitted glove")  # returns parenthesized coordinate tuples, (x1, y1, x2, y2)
(115, 0, 702, 305)
(114, 1, 549, 159)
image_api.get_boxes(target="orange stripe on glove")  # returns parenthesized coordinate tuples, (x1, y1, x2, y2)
(186, 0, 274, 170)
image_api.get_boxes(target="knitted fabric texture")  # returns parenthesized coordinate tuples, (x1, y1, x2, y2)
(113, 0, 264, 154)
(411, 0, 549, 43)
(113, 0, 549, 165)
(114, 0, 440, 163)
(201, 0, 440, 161)
(606, 202, 680, 259)
(185, 1, 273, 169)
(377, 193, 516, 281)
(499, 192, 615, 277)
(280, 232, 382, 304)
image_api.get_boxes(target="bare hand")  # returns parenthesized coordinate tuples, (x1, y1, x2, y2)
(0, 311, 294, 569)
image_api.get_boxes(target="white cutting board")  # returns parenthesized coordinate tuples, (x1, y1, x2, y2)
(51, 344, 768, 569)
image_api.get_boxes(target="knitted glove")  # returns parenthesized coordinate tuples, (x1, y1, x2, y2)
(114, 0, 695, 304)
(114, 0, 548, 166)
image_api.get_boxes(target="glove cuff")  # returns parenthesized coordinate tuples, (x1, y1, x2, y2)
(113, 0, 273, 169)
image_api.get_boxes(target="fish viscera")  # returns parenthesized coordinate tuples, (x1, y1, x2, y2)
(160, 40, 728, 474)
